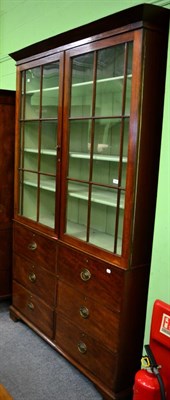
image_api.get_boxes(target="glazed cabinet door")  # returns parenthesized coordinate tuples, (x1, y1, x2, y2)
(15, 54, 64, 235)
(60, 31, 142, 264)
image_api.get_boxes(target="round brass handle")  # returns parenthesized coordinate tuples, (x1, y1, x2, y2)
(28, 272, 36, 283)
(28, 241, 37, 251)
(27, 302, 34, 311)
(79, 306, 89, 319)
(77, 341, 87, 354)
(80, 268, 91, 282)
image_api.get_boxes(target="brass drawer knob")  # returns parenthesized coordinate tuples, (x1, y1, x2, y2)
(79, 306, 89, 319)
(28, 272, 36, 283)
(28, 241, 37, 251)
(77, 341, 87, 354)
(27, 302, 34, 311)
(80, 268, 91, 282)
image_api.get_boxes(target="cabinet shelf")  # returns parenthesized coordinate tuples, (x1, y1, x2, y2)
(24, 179, 56, 192)
(70, 152, 127, 162)
(24, 148, 57, 156)
(25, 86, 59, 95)
(72, 74, 132, 91)
(67, 221, 122, 253)
(68, 183, 124, 208)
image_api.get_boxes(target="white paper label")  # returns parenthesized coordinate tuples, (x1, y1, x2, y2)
(160, 313, 170, 337)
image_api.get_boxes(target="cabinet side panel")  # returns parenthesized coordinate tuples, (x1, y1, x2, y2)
(0, 100, 15, 223)
(113, 265, 149, 393)
(131, 28, 168, 267)
(0, 91, 15, 299)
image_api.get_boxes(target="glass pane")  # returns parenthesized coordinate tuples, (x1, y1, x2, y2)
(23, 171, 38, 186)
(20, 172, 38, 220)
(42, 62, 59, 118)
(19, 124, 24, 169)
(41, 121, 57, 150)
(40, 121, 57, 174)
(22, 185, 37, 221)
(39, 176, 56, 228)
(21, 122, 39, 171)
(24, 122, 39, 150)
(25, 67, 41, 119)
(20, 72, 25, 119)
(95, 45, 124, 116)
(89, 186, 119, 251)
(92, 118, 129, 186)
(68, 120, 90, 181)
(40, 154, 56, 174)
(125, 75, 132, 115)
(95, 43, 133, 117)
(70, 53, 94, 117)
(116, 191, 125, 255)
(125, 42, 133, 115)
(40, 174, 56, 191)
(26, 68, 41, 92)
(66, 181, 89, 240)
(24, 151, 38, 171)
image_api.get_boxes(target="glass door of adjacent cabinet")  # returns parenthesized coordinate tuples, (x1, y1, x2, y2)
(18, 56, 62, 230)
(64, 38, 133, 255)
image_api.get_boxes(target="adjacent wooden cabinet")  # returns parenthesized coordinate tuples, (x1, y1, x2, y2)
(9, 5, 169, 400)
(0, 90, 15, 299)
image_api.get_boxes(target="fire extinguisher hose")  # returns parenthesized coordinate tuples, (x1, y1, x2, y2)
(144, 344, 166, 400)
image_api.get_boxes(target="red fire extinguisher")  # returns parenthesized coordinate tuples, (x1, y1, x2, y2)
(133, 299, 170, 400)
(133, 344, 167, 400)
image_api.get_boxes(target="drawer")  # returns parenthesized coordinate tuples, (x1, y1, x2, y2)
(55, 314, 117, 389)
(13, 254, 56, 307)
(12, 281, 54, 339)
(13, 222, 56, 273)
(57, 281, 119, 352)
(58, 246, 123, 312)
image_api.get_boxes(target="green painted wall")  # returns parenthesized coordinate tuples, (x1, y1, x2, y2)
(0, 0, 170, 349)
